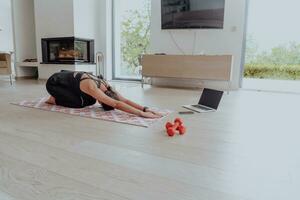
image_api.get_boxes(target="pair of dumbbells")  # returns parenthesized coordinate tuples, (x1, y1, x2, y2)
(165, 118, 186, 137)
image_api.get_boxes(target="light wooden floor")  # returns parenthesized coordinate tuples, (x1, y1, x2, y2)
(0, 79, 299, 200)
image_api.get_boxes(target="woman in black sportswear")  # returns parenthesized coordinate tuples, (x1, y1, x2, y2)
(46, 71, 162, 118)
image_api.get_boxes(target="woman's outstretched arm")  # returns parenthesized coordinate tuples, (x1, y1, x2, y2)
(80, 81, 161, 118)
(115, 92, 144, 110)
(115, 91, 163, 117)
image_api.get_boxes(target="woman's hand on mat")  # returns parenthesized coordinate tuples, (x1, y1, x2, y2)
(141, 111, 162, 119)
(146, 109, 164, 117)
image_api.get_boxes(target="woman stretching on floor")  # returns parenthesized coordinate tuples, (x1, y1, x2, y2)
(46, 70, 162, 119)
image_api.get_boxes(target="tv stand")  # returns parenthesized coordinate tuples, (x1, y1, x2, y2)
(141, 54, 233, 88)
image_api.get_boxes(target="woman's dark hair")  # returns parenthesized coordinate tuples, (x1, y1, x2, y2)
(84, 73, 119, 111)
(101, 87, 119, 111)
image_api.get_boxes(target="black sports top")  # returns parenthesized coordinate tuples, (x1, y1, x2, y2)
(46, 71, 100, 108)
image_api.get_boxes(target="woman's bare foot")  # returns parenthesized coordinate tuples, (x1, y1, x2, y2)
(46, 96, 56, 105)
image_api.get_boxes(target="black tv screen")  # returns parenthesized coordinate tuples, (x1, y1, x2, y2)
(161, 0, 225, 29)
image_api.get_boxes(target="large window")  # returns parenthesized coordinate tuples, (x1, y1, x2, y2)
(243, 0, 300, 92)
(113, 0, 151, 80)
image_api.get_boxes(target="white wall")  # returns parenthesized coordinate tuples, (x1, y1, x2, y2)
(12, 0, 37, 77)
(73, 0, 100, 74)
(73, 0, 98, 40)
(74, 0, 112, 80)
(0, 0, 14, 52)
(150, 0, 247, 89)
(34, 0, 75, 79)
(12, 0, 36, 61)
(34, 0, 74, 62)
(97, 0, 113, 80)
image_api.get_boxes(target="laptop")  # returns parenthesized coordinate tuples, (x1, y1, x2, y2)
(183, 88, 224, 113)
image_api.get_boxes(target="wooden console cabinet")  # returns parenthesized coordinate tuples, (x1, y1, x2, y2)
(141, 54, 233, 87)
(0, 52, 13, 85)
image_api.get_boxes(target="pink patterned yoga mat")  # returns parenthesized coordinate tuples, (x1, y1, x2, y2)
(12, 98, 172, 127)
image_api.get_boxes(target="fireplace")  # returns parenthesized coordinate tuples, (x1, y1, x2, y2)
(41, 37, 94, 64)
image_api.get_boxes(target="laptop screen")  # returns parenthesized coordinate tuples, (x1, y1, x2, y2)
(198, 88, 224, 109)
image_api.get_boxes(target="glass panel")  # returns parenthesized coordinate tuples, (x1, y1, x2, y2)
(75, 40, 88, 61)
(48, 40, 88, 62)
(49, 41, 75, 61)
(113, 0, 151, 79)
(48, 42, 62, 61)
(243, 0, 300, 92)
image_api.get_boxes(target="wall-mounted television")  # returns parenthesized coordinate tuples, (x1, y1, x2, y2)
(161, 0, 225, 29)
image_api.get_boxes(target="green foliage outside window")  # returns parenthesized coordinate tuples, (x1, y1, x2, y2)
(121, 1, 151, 76)
(245, 36, 300, 80)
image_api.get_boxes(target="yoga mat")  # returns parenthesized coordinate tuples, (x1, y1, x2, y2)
(12, 98, 171, 127)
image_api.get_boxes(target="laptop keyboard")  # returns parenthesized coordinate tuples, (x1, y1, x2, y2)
(192, 105, 213, 111)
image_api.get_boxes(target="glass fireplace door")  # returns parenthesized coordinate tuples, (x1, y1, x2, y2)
(48, 40, 75, 62)
(41, 37, 94, 64)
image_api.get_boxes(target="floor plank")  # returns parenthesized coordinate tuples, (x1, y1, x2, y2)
(0, 153, 127, 200)
(0, 190, 18, 200)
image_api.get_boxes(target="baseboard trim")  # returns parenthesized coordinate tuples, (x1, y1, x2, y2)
(15, 76, 37, 80)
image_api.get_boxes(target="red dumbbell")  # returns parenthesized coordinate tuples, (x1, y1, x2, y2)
(165, 122, 173, 130)
(165, 118, 186, 137)
(175, 118, 186, 135)
(178, 125, 186, 135)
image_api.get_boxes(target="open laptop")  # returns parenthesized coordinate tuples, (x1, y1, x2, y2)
(183, 88, 224, 113)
